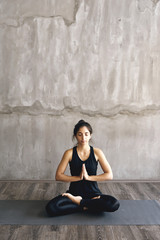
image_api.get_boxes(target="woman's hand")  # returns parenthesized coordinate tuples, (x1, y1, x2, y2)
(82, 164, 90, 180)
(79, 167, 84, 180)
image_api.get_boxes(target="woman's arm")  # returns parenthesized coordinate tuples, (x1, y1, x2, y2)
(83, 148, 113, 181)
(55, 149, 83, 182)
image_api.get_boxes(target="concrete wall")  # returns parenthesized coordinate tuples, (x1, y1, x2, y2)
(0, 0, 160, 180)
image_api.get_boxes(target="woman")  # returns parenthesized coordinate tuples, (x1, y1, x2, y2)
(46, 120, 120, 216)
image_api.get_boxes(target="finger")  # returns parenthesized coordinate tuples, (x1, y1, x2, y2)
(82, 164, 84, 171)
(83, 164, 87, 172)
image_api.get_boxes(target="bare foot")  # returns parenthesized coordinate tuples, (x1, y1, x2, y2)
(62, 193, 82, 205)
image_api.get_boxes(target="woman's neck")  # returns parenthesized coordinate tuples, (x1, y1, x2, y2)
(77, 144, 90, 152)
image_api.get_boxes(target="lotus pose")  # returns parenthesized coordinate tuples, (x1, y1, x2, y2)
(46, 120, 120, 216)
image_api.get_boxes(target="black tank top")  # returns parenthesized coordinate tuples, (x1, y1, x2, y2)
(67, 146, 102, 199)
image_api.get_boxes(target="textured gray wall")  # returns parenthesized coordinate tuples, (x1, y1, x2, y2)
(0, 0, 160, 180)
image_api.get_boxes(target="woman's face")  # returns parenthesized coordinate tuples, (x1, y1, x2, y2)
(76, 126, 91, 145)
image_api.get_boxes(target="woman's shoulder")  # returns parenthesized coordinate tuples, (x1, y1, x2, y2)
(93, 147, 103, 155)
(92, 147, 104, 161)
(64, 148, 73, 155)
(63, 148, 74, 161)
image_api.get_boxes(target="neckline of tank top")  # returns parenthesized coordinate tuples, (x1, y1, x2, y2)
(76, 146, 92, 162)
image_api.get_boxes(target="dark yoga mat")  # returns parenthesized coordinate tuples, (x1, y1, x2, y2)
(0, 200, 160, 225)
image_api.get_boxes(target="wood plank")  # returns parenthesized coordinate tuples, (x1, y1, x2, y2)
(0, 181, 159, 200)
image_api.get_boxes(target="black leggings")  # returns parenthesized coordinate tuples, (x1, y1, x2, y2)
(45, 194, 120, 217)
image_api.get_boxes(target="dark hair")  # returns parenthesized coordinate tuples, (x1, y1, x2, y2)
(73, 120, 93, 140)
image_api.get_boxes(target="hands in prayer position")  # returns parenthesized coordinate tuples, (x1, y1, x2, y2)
(80, 164, 89, 180)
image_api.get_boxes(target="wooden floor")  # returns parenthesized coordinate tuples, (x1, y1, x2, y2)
(0, 180, 160, 240)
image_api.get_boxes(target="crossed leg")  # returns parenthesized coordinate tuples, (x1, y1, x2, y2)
(45, 194, 81, 217)
(45, 193, 120, 217)
(62, 193, 119, 212)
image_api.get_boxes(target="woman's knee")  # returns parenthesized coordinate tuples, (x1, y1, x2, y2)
(100, 194, 120, 212)
(112, 199, 120, 211)
(45, 195, 81, 217)
(45, 195, 63, 217)
(45, 199, 58, 217)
